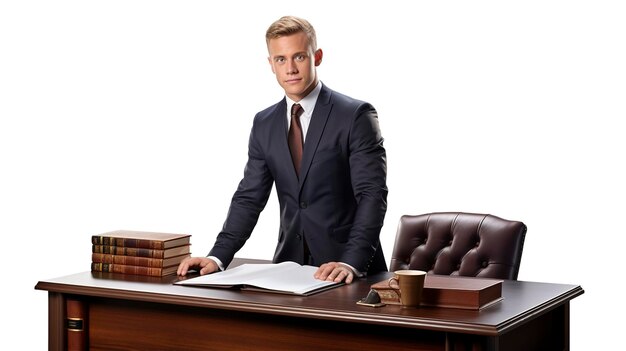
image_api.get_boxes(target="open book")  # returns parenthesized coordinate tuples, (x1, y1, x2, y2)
(174, 261, 343, 296)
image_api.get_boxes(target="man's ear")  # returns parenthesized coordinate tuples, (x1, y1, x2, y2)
(268, 57, 276, 74)
(314, 49, 323, 66)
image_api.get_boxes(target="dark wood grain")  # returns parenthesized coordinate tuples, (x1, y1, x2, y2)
(35, 258, 584, 351)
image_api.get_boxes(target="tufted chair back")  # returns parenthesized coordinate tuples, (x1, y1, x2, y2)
(389, 212, 526, 280)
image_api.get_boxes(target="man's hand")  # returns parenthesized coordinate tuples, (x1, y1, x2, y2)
(314, 262, 355, 284)
(177, 257, 219, 276)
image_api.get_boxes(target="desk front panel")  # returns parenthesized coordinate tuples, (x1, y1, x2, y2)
(88, 296, 448, 351)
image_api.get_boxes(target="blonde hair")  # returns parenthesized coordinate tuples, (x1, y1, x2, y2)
(265, 16, 317, 52)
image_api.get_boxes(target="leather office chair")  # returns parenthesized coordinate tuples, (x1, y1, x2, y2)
(389, 212, 526, 280)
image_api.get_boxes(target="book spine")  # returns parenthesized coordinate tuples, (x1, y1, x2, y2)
(92, 245, 165, 258)
(91, 236, 165, 250)
(91, 262, 164, 277)
(66, 298, 87, 351)
(91, 253, 164, 267)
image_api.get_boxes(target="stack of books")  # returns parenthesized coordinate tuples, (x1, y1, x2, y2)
(91, 230, 191, 277)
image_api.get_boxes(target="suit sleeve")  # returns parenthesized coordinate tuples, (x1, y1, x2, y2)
(342, 103, 388, 272)
(208, 118, 274, 268)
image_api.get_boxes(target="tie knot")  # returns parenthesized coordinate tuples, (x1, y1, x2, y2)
(291, 103, 303, 118)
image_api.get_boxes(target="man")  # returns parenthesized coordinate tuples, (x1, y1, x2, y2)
(177, 16, 388, 284)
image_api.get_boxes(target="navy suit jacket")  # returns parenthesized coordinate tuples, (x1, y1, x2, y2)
(209, 84, 388, 274)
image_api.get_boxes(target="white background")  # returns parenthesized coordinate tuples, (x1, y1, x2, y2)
(1, 1, 624, 349)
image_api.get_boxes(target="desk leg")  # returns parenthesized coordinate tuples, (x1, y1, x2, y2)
(47, 292, 65, 351)
(563, 302, 570, 351)
(444, 301, 571, 351)
(495, 302, 569, 351)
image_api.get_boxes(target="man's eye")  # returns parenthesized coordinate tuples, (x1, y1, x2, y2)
(295, 55, 306, 62)
(275, 57, 285, 63)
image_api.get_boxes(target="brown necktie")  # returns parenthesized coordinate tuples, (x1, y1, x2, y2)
(288, 103, 304, 177)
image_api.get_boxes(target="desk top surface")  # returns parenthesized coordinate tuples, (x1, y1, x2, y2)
(35, 258, 583, 336)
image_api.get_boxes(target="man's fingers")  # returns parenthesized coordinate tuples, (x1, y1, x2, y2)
(199, 260, 217, 275)
(326, 267, 353, 284)
(328, 268, 345, 282)
(314, 263, 334, 279)
(177, 257, 193, 276)
(177, 257, 212, 276)
(199, 264, 212, 275)
(340, 269, 353, 283)
(315, 262, 354, 284)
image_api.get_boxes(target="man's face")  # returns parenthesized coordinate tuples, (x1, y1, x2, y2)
(267, 32, 322, 102)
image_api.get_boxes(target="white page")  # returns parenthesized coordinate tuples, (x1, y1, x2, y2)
(175, 261, 338, 295)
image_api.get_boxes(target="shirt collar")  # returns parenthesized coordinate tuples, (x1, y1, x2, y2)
(286, 81, 323, 116)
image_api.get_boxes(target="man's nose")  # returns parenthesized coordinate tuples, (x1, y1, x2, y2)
(287, 60, 298, 74)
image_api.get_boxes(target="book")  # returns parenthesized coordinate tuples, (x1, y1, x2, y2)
(92, 244, 191, 258)
(92, 253, 190, 268)
(91, 230, 191, 250)
(91, 262, 179, 276)
(66, 298, 88, 351)
(174, 261, 342, 296)
(372, 275, 503, 310)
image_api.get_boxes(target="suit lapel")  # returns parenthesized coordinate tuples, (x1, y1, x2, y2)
(299, 86, 333, 188)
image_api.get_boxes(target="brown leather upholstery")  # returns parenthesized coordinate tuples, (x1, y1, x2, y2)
(389, 212, 526, 280)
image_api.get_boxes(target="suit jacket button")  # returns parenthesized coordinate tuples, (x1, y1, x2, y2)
(300, 201, 308, 209)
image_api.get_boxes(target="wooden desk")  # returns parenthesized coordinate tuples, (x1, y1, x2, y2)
(35, 259, 583, 351)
